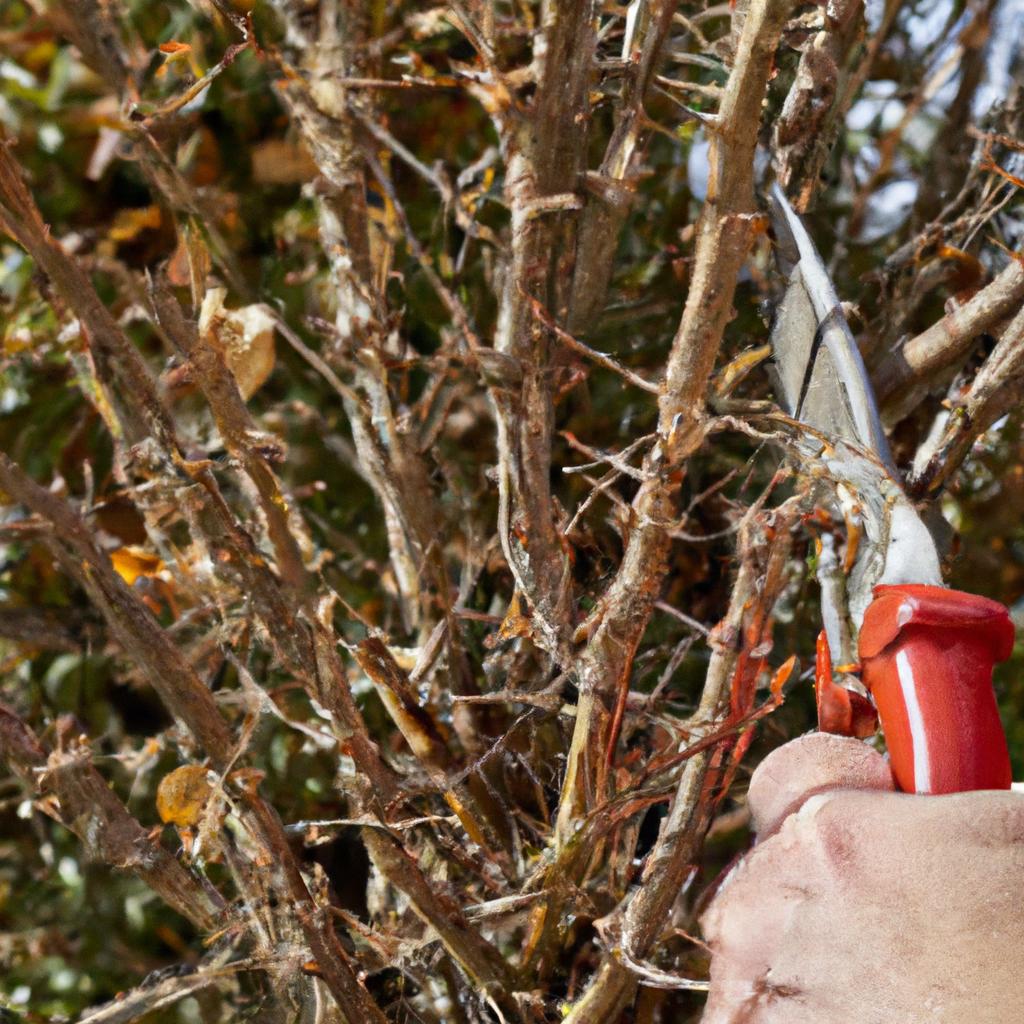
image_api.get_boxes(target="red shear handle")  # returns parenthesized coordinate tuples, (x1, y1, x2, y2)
(859, 584, 1014, 795)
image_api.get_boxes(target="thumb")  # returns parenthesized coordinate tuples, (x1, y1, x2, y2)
(747, 732, 894, 835)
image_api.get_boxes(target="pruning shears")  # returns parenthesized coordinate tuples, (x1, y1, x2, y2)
(766, 184, 1014, 795)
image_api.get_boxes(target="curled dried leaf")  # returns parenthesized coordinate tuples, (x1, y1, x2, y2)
(157, 764, 212, 827)
(110, 546, 164, 586)
(199, 287, 277, 400)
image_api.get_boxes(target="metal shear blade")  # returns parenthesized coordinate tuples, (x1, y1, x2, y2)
(766, 185, 942, 639)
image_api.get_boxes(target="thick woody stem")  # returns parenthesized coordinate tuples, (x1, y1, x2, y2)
(0, 136, 179, 449)
(0, 706, 225, 933)
(876, 258, 1024, 418)
(569, 0, 679, 334)
(910, 303, 1024, 494)
(658, 0, 792, 454)
(490, 1, 598, 657)
(0, 454, 390, 1024)
(273, 0, 446, 635)
(564, 506, 795, 1021)
(554, 0, 796, 848)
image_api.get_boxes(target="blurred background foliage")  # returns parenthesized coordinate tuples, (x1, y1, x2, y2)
(0, 0, 1023, 1020)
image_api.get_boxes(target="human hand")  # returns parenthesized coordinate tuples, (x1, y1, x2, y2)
(700, 733, 1024, 1023)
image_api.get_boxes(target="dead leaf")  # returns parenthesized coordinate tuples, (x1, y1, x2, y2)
(156, 40, 202, 79)
(251, 138, 318, 185)
(227, 766, 265, 797)
(484, 591, 533, 648)
(199, 287, 277, 400)
(770, 654, 797, 697)
(157, 765, 212, 827)
(167, 220, 212, 306)
(110, 546, 164, 586)
(107, 206, 162, 244)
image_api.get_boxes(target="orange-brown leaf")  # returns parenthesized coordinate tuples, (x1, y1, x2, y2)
(110, 546, 164, 586)
(156, 765, 212, 827)
(770, 654, 797, 697)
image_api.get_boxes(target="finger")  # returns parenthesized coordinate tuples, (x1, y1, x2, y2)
(702, 784, 1024, 1023)
(747, 732, 894, 835)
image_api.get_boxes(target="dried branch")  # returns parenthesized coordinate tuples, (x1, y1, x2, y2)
(0, 454, 390, 1024)
(0, 134, 180, 449)
(141, 38, 252, 123)
(357, 828, 518, 1014)
(523, 291, 660, 394)
(0, 705, 225, 932)
(37, 2, 249, 288)
(772, 0, 865, 208)
(554, 0, 796, 847)
(875, 256, 1024, 418)
(563, 501, 797, 1020)
(354, 636, 514, 860)
(0, 455, 234, 756)
(271, 6, 450, 635)
(74, 954, 260, 1024)
(569, 0, 679, 334)
(910, 303, 1024, 494)
(487, 0, 599, 657)
(148, 276, 310, 595)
